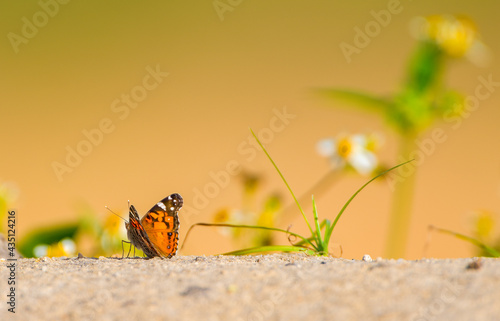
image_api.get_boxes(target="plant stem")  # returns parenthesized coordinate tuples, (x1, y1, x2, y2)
(385, 134, 417, 258)
(277, 168, 339, 226)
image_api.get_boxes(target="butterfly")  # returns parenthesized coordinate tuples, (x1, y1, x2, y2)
(124, 193, 183, 258)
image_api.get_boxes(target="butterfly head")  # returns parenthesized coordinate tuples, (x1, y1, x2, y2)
(125, 205, 141, 228)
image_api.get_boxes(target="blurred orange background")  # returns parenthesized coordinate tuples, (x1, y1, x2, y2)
(2, 0, 500, 259)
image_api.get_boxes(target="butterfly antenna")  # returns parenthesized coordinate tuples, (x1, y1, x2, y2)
(105, 206, 127, 222)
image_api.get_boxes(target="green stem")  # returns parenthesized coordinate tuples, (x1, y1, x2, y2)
(277, 168, 339, 226)
(385, 134, 417, 258)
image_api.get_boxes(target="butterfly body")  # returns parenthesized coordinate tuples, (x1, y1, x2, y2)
(125, 193, 183, 258)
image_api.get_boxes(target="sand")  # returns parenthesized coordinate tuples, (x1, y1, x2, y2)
(0, 254, 499, 321)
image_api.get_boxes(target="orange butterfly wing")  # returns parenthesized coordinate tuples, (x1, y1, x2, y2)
(140, 193, 182, 258)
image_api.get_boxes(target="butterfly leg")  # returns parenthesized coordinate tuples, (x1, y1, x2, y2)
(121, 240, 133, 259)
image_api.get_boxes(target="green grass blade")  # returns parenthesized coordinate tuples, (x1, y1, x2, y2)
(293, 219, 329, 247)
(312, 196, 324, 250)
(322, 219, 334, 250)
(430, 225, 500, 257)
(327, 160, 414, 240)
(250, 128, 315, 237)
(222, 245, 315, 256)
(180, 222, 316, 251)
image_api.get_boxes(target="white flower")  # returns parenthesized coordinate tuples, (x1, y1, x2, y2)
(213, 208, 248, 236)
(410, 15, 491, 66)
(0, 181, 19, 204)
(317, 134, 379, 175)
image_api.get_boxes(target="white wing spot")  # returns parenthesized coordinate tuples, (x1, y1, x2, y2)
(170, 206, 175, 211)
(167, 195, 172, 200)
(157, 202, 167, 210)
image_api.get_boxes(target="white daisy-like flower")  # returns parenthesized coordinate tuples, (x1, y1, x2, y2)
(317, 134, 379, 175)
(213, 208, 248, 236)
(0, 181, 20, 204)
(409, 15, 491, 66)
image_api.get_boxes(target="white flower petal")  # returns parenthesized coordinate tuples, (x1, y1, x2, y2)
(230, 210, 247, 224)
(61, 238, 77, 255)
(351, 134, 368, 148)
(348, 150, 377, 175)
(317, 138, 336, 157)
(466, 40, 492, 67)
(34, 245, 48, 258)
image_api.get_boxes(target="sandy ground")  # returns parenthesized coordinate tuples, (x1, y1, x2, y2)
(0, 254, 499, 321)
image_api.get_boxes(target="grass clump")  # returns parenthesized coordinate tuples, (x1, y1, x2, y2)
(183, 129, 412, 256)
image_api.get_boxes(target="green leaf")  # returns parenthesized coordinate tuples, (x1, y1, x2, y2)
(430, 225, 500, 258)
(434, 90, 465, 119)
(292, 219, 328, 247)
(405, 41, 444, 94)
(323, 219, 334, 249)
(315, 88, 392, 114)
(222, 245, 315, 256)
(180, 222, 316, 251)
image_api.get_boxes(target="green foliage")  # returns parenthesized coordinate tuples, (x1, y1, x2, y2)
(183, 129, 411, 256)
(315, 89, 391, 117)
(316, 42, 463, 135)
(429, 225, 500, 258)
(406, 42, 444, 94)
(18, 224, 80, 257)
(17, 206, 127, 258)
(315, 15, 483, 258)
(473, 211, 500, 257)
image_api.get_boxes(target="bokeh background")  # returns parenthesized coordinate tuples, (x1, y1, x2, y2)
(2, 0, 500, 259)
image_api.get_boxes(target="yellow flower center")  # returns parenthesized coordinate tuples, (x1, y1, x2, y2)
(425, 15, 477, 57)
(213, 209, 230, 223)
(337, 138, 352, 159)
(104, 214, 122, 235)
(475, 211, 494, 238)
